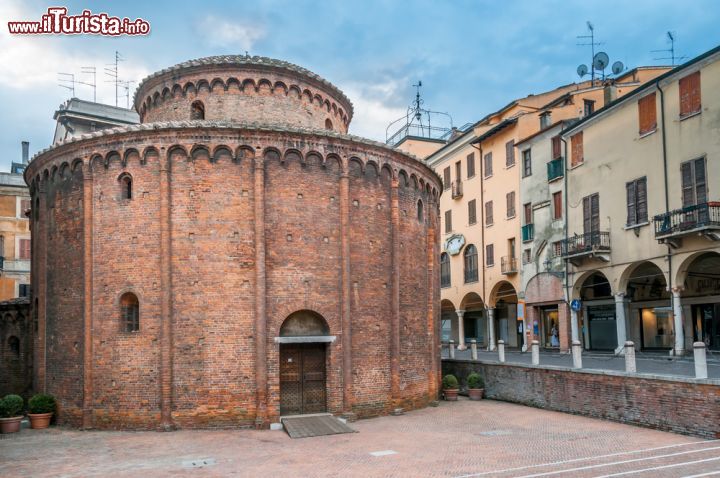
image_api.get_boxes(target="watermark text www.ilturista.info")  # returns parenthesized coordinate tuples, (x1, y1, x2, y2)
(8, 7, 150, 35)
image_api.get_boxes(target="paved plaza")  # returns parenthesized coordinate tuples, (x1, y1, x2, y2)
(1, 399, 719, 477)
(442, 348, 720, 379)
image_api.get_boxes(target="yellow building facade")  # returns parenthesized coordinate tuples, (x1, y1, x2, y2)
(561, 46, 720, 354)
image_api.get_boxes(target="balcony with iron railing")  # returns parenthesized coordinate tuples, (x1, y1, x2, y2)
(501, 256, 517, 275)
(451, 180, 463, 199)
(653, 202, 720, 247)
(560, 231, 611, 265)
(0, 256, 31, 273)
(522, 223, 534, 242)
(547, 157, 564, 182)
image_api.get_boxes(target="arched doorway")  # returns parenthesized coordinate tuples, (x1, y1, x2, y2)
(440, 299, 457, 343)
(623, 262, 671, 350)
(277, 310, 331, 416)
(578, 271, 615, 350)
(490, 281, 520, 348)
(460, 293, 485, 347)
(679, 252, 720, 350)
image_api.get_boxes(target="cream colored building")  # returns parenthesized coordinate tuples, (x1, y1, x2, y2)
(561, 45, 720, 354)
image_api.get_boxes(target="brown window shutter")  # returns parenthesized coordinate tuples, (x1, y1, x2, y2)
(638, 93, 657, 134)
(467, 153, 475, 178)
(681, 161, 694, 207)
(506, 140, 515, 166)
(20, 239, 31, 259)
(524, 203, 532, 224)
(571, 132, 583, 166)
(636, 177, 647, 223)
(553, 191, 562, 220)
(626, 181, 636, 225)
(551, 136, 561, 159)
(486, 244, 494, 265)
(583, 196, 591, 234)
(680, 72, 701, 116)
(591, 194, 600, 232)
(443, 167, 451, 189)
(468, 199, 477, 225)
(695, 158, 707, 204)
(485, 201, 493, 225)
(445, 210, 452, 233)
(506, 191, 515, 217)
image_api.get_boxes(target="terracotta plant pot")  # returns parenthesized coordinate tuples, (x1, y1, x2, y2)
(29, 413, 53, 429)
(468, 388, 484, 400)
(444, 389, 459, 401)
(0, 416, 23, 434)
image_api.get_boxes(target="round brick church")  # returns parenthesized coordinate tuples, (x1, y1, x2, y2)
(25, 55, 442, 429)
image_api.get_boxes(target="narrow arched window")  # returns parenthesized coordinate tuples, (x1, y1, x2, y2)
(8, 336, 20, 357)
(464, 244, 478, 283)
(120, 292, 139, 332)
(191, 100, 205, 120)
(417, 199, 424, 222)
(440, 253, 451, 288)
(325, 118, 333, 130)
(119, 173, 132, 200)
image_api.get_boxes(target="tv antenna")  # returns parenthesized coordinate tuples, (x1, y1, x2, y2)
(385, 80, 453, 146)
(80, 66, 97, 102)
(577, 21, 604, 86)
(58, 72, 76, 97)
(652, 31, 688, 66)
(119, 80, 136, 109)
(104, 50, 125, 107)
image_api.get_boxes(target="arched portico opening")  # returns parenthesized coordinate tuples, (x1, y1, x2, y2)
(678, 252, 720, 350)
(489, 281, 521, 348)
(459, 292, 486, 347)
(277, 310, 332, 416)
(578, 271, 615, 351)
(622, 262, 671, 350)
(440, 299, 457, 344)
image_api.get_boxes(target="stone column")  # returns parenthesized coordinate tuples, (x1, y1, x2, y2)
(672, 287, 685, 356)
(82, 165, 94, 429)
(624, 341, 636, 373)
(570, 307, 580, 343)
(340, 171, 353, 413)
(456, 309, 466, 350)
(159, 149, 174, 430)
(254, 155, 268, 427)
(614, 293, 627, 355)
(390, 178, 401, 402)
(487, 307, 496, 351)
(694, 342, 708, 379)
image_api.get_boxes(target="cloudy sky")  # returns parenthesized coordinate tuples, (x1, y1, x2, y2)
(0, 0, 718, 170)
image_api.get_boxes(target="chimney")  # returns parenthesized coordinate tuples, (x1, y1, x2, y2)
(21, 141, 29, 164)
(603, 83, 617, 106)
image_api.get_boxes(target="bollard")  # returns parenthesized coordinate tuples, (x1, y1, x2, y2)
(449, 340, 455, 359)
(694, 342, 708, 379)
(470, 339, 478, 360)
(498, 339, 506, 363)
(531, 340, 540, 365)
(572, 340, 582, 369)
(624, 341, 636, 373)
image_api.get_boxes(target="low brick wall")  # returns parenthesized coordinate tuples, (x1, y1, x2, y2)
(442, 359, 720, 439)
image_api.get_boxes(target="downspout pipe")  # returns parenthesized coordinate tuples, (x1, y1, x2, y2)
(561, 135, 571, 349)
(657, 81, 677, 353)
(471, 142, 486, 343)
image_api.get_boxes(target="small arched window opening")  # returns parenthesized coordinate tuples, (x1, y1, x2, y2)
(8, 336, 20, 357)
(120, 292, 140, 332)
(464, 244, 479, 283)
(325, 118, 333, 130)
(440, 253, 451, 288)
(191, 100, 205, 120)
(119, 173, 132, 200)
(417, 199, 424, 222)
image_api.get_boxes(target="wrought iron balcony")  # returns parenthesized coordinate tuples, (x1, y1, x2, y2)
(653, 202, 720, 247)
(522, 223, 534, 242)
(501, 256, 518, 275)
(547, 157, 564, 182)
(560, 231, 611, 265)
(451, 180, 463, 199)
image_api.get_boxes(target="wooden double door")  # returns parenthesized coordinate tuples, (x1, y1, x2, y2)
(279, 343, 327, 416)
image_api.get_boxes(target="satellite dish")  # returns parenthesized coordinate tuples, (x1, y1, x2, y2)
(577, 64, 589, 77)
(593, 52, 610, 71)
(611, 61, 624, 75)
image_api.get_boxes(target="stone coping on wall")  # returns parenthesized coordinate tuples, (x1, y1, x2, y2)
(444, 358, 720, 386)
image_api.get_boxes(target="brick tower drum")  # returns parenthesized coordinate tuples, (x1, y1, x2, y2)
(25, 55, 442, 429)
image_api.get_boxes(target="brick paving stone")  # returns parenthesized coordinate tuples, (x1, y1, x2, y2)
(1, 399, 717, 477)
